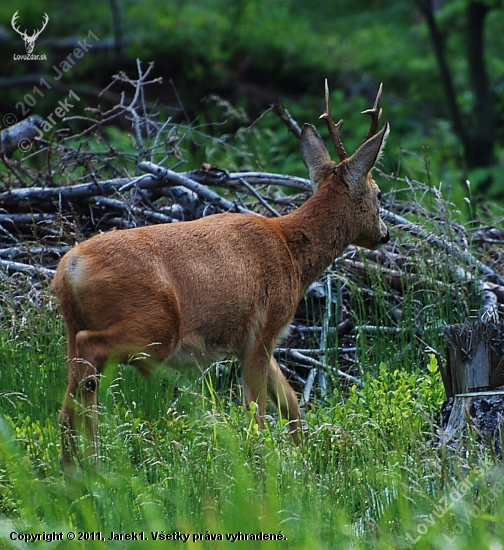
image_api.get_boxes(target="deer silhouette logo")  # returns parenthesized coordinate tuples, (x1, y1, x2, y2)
(12, 11, 49, 54)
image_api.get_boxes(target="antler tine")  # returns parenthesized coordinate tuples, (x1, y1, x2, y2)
(11, 11, 23, 36)
(319, 79, 348, 161)
(361, 83, 383, 143)
(34, 13, 49, 38)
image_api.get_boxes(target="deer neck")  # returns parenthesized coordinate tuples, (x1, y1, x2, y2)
(276, 182, 353, 294)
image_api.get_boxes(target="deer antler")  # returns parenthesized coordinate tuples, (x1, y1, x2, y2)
(11, 11, 49, 40)
(33, 13, 49, 40)
(361, 83, 383, 143)
(319, 79, 348, 161)
(11, 11, 27, 38)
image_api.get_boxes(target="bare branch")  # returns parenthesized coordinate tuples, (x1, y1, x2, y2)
(0, 116, 44, 158)
(138, 161, 255, 214)
(0, 258, 54, 278)
(272, 103, 301, 140)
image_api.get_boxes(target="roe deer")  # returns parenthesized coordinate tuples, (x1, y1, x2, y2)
(52, 80, 389, 467)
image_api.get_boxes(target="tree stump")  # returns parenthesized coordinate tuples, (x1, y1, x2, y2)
(439, 319, 504, 452)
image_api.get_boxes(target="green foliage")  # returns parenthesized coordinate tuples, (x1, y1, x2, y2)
(342, 357, 444, 432)
(1, 285, 503, 549)
(2, 1, 504, 545)
(3, 0, 504, 201)
(128, 1, 232, 85)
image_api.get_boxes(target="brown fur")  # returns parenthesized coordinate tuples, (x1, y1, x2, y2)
(52, 119, 390, 467)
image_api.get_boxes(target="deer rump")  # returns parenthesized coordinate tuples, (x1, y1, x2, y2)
(53, 213, 299, 374)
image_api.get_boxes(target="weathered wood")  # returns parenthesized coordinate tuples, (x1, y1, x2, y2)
(440, 392, 504, 453)
(0, 115, 44, 158)
(439, 320, 504, 451)
(441, 395, 469, 441)
(139, 161, 255, 214)
(0, 258, 55, 277)
(382, 209, 504, 287)
(2, 66, 504, 413)
(441, 320, 504, 398)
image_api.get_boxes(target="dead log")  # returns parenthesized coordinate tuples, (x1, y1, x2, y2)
(439, 320, 504, 451)
(1, 115, 44, 158)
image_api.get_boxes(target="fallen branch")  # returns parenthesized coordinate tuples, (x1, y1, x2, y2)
(272, 103, 302, 140)
(0, 258, 54, 278)
(382, 209, 504, 287)
(275, 347, 362, 387)
(138, 161, 255, 214)
(2, 65, 504, 406)
(1, 116, 44, 158)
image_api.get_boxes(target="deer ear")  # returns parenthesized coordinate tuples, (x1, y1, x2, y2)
(300, 123, 331, 190)
(346, 122, 390, 183)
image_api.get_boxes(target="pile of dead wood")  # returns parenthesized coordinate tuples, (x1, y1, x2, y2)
(2, 65, 504, 417)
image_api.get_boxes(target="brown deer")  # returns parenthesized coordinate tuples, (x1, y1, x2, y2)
(52, 81, 389, 467)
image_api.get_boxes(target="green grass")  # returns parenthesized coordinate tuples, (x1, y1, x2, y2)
(1, 274, 504, 549)
(0, 111, 502, 546)
(2, 0, 503, 541)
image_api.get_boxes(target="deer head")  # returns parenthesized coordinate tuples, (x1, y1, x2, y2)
(52, 81, 390, 470)
(12, 11, 49, 54)
(296, 80, 389, 261)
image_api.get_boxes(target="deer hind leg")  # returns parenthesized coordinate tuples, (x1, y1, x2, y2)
(59, 325, 112, 467)
(267, 357, 301, 444)
(59, 318, 179, 468)
(59, 320, 161, 467)
(59, 327, 80, 467)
